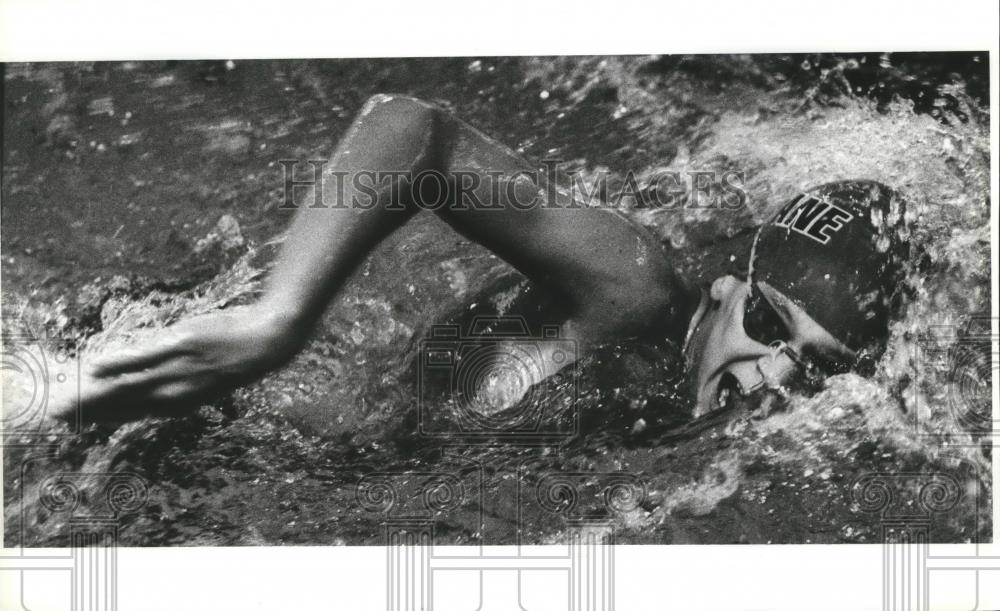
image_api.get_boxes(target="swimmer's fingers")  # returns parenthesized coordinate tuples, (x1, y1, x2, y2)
(48, 371, 153, 422)
(55, 361, 207, 422)
(89, 335, 192, 378)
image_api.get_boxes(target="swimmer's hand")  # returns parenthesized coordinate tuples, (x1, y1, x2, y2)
(51, 307, 305, 422)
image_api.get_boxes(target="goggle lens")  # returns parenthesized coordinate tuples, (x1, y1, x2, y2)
(743, 283, 791, 346)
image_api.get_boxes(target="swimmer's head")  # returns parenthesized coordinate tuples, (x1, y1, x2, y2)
(683, 180, 911, 416)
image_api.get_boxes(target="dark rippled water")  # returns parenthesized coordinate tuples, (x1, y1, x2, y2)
(2, 55, 992, 546)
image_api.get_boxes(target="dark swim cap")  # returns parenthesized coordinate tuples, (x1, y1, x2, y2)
(748, 180, 911, 354)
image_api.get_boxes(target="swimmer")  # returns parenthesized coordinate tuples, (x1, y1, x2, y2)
(55, 94, 910, 422)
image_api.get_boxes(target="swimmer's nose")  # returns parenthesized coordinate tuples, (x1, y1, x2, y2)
(754, 345, 799, 389)
(724, 359, 769, 395)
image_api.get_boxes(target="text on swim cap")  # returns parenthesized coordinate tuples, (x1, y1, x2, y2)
(774, 194, 853, 244)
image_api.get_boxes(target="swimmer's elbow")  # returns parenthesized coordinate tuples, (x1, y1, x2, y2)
(353, 94, 445, 167)
(359, 93, 440, 122)
(621, 286, 674, 331)
(578, 283, 674, 339)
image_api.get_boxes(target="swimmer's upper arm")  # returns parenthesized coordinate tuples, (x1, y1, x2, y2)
(428, 103, 688, 337)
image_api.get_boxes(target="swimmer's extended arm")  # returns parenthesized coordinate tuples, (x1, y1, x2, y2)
(68, 95, 692, 420)
(261, 94, 687, 338)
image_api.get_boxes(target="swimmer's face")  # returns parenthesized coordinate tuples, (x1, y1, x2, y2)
(684, 275, 855, 417)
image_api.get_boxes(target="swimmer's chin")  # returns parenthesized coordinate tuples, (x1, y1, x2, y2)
(706, 374, 791, 418)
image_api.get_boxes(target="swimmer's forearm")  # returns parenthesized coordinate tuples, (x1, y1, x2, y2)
(258, 95, 433, 334)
